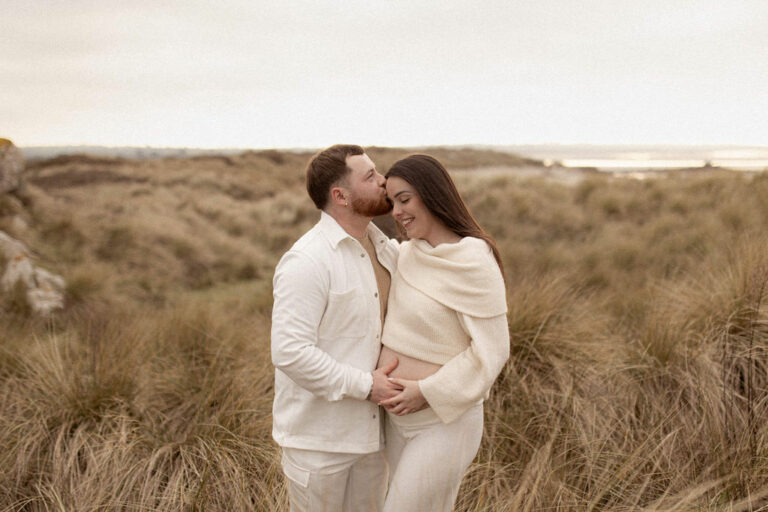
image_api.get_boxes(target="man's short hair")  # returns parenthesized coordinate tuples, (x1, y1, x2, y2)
(306, 144, 365, 210)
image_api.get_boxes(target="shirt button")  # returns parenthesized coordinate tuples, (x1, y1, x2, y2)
(360, 254, 365, 258)
(373, 413, 377, 418)
(374, 292, 378, 297)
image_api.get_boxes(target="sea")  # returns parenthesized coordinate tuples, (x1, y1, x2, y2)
(500, 145, 768, 172)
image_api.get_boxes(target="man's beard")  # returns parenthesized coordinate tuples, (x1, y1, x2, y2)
(351, 193, 392, 217)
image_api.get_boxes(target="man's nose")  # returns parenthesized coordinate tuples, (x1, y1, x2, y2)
(376, 173, 386, 187)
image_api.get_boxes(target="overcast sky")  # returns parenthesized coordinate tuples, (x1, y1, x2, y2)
(2, 1, 767, 148)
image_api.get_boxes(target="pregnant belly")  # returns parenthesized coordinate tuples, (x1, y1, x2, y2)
(377, 345, 442, 381)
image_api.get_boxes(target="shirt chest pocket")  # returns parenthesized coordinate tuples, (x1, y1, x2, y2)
(319, 287, 369, 340)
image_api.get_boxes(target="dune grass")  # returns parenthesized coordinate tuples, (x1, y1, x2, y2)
(2, 149, 768, 510)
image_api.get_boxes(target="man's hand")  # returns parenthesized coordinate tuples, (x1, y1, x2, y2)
(369, 358, 402, 403)
(379, 378, 428, 415)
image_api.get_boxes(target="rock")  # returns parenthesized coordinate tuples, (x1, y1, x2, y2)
(0, 230, 66, 315)
(0, 138, 25, 195)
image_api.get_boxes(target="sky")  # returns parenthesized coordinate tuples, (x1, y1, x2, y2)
(2, 0, 767, 149)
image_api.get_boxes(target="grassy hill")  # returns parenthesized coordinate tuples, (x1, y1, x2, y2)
(2, 147, 768, 510)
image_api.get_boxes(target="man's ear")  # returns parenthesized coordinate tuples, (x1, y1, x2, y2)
(330, 186, 348, 207)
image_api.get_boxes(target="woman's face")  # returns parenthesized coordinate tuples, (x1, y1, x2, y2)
(386, 176, 439, 241)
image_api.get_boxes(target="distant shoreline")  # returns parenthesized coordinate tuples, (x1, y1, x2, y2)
(18, 143, 768, 173)
(494, 144, 768, 172)
(559, 159, 768, 172)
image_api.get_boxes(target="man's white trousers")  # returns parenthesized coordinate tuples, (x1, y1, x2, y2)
(281, 447, 387, 512)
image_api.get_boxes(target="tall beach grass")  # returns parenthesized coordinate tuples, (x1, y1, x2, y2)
(2, 150, 768, 510)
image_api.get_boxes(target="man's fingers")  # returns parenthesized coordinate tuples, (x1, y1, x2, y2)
(372, 387, 399, 403)
(385, 388, 400, 399)
(382, 357, 399, 375)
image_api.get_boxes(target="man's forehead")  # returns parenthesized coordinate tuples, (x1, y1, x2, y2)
(346, 153, 376, 173)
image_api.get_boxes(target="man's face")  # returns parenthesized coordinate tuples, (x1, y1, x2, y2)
(344, 154, 392, 217)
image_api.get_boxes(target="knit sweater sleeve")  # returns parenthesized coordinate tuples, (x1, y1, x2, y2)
(418, 313, 510, 423)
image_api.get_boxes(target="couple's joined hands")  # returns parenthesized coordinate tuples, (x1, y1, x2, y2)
(370, 358, 428, 416)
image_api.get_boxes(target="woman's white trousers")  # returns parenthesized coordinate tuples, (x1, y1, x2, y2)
(383, 403, 483, 512)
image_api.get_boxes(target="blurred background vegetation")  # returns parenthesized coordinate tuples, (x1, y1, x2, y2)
(1, 147, 768, 510)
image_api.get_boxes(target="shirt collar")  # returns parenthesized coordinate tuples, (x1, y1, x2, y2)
(318, 211, 390, 249)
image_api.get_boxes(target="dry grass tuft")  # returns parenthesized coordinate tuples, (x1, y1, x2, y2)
(2, 149, 768, 510)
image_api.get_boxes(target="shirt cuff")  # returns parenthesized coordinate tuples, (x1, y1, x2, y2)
(355, 370, 374, 401)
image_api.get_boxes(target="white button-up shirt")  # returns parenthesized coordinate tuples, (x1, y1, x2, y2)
(271, 211, 399, 454)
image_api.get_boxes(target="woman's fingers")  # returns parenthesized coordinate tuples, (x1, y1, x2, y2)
(380, 393, 403, 406)
(382, 399, 415, 415)
(391, 403, 408, 415)
(379, 381, 423, 415)
(387, 377, 410, 388)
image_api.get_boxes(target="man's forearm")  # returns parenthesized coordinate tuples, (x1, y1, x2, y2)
(273, 341, 372, 401)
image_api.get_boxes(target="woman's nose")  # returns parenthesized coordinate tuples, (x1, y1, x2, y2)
(392, 203, 401, 218)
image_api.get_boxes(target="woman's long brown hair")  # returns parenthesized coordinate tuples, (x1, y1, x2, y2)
(386, 154, 505, 280)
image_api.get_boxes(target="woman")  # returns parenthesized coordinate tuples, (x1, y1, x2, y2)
(377, 154, 509, 512)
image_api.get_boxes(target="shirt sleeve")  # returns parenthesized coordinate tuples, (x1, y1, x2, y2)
(271, 250, 373, 401)
(418, 312, 510, 423)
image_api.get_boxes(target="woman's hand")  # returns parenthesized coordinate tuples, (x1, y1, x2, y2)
(379, 378, 428, 415)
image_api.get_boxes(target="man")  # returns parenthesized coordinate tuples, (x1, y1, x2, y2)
(271, 144, 401, 511)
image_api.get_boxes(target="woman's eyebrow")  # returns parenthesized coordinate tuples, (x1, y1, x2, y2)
(393, 190, 410, 198)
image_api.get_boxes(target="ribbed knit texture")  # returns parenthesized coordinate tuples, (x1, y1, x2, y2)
(381, 237, 507, 364)
(398, 237, 506, 318)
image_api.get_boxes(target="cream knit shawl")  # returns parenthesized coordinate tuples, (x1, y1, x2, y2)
(398, 237, 507, 318)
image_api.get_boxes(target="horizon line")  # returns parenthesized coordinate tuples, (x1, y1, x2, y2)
(17, 142, 768, 150)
